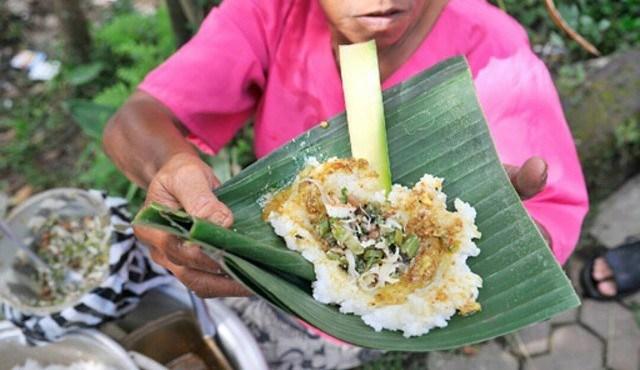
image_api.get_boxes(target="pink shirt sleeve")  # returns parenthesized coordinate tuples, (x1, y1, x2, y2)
(474, 47, 589, 265)
(138, 0, 276, 153)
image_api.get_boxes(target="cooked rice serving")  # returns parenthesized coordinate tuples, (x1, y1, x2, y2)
(263, 157, 482, 337)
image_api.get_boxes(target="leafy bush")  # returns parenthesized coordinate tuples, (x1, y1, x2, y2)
(492, 0, 639, 64)
(90, 6, 175, 107)
(64, 6, 176, 207)
(5, 0, 636, 205)
(0, 83, 83, 191)
(615, 116, 640, 169)
(67, 3, 257, 206)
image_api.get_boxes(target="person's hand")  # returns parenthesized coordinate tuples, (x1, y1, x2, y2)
(134, 152, 249, 297)
(504, 156, 551, 245)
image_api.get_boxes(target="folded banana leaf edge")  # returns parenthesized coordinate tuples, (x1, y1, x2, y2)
(134, 57, 579, 351)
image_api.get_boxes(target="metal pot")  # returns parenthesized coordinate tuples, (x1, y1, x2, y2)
(0, 321, 138, 370)
(123, 285, 269, 370)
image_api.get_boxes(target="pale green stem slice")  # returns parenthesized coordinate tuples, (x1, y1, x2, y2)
(339, 40, 392, 193)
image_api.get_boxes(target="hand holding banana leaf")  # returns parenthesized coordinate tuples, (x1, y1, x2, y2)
(132, 152, 247, 297)
(97, 0, 589, 352)
(132, 50, 579, 349)
(134, 152, 550, 299)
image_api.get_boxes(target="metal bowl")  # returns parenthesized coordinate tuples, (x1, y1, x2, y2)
(127, 285, 269, 370)
(0, 321, 138, 370)
(0, 188, 112, 316)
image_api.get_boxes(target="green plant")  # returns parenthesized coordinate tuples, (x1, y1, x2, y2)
(0, 82, 84, 192)
(206, 125, 256, 183)
(490, 0, 640, 65)
(615, 117, 640, 149)
(614, 116, 640, 167)
(91, 6, 175, 107)
(355, 353, 407, 370)
(63, 5, 176, 208)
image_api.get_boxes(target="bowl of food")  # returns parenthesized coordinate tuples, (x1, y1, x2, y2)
(0, 188, 112, 315)
(0, 321, 138, 370)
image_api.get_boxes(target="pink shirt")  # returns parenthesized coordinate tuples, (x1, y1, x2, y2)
(140, 0, 588, 264)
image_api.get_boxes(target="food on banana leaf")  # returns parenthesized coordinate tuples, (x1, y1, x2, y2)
(263, 157, 482, 337)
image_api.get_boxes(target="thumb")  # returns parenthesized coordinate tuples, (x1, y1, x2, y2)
(171, 166, 234, 228)
(505, 157, 548, 200)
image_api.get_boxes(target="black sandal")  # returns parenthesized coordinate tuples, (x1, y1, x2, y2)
(581, 240, 640, 301)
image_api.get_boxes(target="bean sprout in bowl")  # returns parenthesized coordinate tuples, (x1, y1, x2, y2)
(0, 189, 112, 315)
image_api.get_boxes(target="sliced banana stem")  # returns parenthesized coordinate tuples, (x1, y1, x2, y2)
(339, 40, 393, 193)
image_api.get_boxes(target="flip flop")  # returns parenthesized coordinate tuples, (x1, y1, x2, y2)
(581, 240, 640, 301)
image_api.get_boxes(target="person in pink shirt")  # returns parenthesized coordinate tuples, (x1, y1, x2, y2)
(103, 0, 588, 367)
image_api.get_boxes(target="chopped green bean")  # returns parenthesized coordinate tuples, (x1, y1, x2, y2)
(393, 229, 404, 246)
(400, 234, 420, 258)
(363, 248, 384, 269)
(316, 218, 331, 237)
(340, 187, 349, 204)
(331, 222, 364, 255)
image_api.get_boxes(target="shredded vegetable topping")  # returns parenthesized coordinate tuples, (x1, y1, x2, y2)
(314, 189, 421, 291)
(12, 214, 109, 306)
(264, 157, 483, 335)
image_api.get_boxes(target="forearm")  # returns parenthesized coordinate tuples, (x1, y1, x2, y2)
(103, 90, 198, 189)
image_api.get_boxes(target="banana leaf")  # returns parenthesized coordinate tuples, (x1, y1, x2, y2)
(134, 57, 579, 351)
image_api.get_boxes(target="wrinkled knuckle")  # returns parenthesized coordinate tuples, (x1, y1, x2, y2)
(165, 249, 184, 266)
(222, 210, 234, 227)
(186, 196, 212, 219)
(148, 249, 169, 268)
(151, 170, 172, 190)
(211, 208, 233, 227)
(186, 277, 215, 298)
(181, 243, 209, 263)
(192, 286, 212, 298)
(175, 162, 208, 182)
(146, 179, 175, 206)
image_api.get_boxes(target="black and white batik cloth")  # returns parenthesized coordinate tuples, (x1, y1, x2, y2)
(220, 297, 383, 370)
(2, 191, 174, 343)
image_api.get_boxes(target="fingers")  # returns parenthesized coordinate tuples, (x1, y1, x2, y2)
(140, 152, 240, 297)
(171, 242, 223, 272)
(145, 243, 249, 298)
(534, 219, 552, 247)
(166, 158, 233, 227)
(505, 157, 548, 200)
(135, 205, 223, 272)
(172, 266, 251, 298)
(133, 223, 178, 263)
(149, 152, 233, 227)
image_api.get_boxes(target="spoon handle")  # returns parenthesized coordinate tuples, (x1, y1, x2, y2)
(0, 218, 51, 272)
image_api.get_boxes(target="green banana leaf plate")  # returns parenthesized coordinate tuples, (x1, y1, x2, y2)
(134, 57, 579, 351)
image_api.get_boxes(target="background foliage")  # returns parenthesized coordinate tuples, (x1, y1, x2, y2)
(0, 0, 638, 210)
(493, 0, 639, 63)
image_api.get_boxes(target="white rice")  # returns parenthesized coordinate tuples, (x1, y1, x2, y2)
(266, 158, 482, 337)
